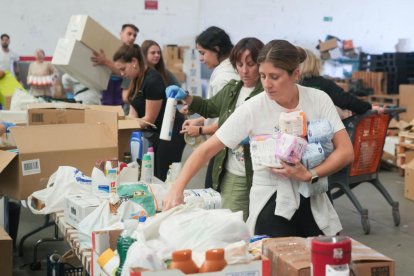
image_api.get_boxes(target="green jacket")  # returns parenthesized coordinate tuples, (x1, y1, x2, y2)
(189, 79, 263, 191)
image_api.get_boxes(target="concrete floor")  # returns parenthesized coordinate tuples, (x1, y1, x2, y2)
(11, 146, 414, 275)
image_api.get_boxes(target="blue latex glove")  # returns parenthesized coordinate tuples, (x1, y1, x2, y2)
(0, 122, 16, 133)
(165, 85, 187, 100)
(239, 136, 250, 145)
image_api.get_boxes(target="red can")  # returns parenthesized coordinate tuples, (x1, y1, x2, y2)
(311, 236, 351, 276)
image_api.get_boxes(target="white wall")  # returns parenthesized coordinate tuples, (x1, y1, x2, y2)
(2, 0, 414, 55)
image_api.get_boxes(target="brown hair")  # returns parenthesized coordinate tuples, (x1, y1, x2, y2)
(122, 23, 139, 33)
(113, 44, 146, 102)
(257, 40, 307, 75)
(141, 40, 171, 85)
(229, 37, 264, 69)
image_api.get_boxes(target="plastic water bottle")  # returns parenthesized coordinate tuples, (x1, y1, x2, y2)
(147, 147, 155, 179)
(141, 154, 153, 183)
(160, 97, 177, 141)
(116, 219, 137, 276)
(130, 131, 143, 164)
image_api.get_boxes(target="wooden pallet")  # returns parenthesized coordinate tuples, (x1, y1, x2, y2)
(352, 71, 387, 95)
(368, 94, 399, 106)
(397, 132, 414, 175)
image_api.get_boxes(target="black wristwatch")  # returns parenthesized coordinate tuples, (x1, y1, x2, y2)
(309, 169, 319, 184)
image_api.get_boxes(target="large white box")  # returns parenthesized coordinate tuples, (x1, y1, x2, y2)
(64, 194, 101, 229)
(52, 38, 111, 91)
(64, 15, 122, 59)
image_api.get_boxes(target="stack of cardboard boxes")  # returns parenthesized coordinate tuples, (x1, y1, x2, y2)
(52, 15, 122, 91)
(263, 237, 395, 276)
(163, 45, 187, 84)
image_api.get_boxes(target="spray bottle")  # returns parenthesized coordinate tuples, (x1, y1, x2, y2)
(160, 96, 177, 141)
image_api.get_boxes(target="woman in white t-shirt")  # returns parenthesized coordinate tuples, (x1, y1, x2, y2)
(163, 40, 355, 238)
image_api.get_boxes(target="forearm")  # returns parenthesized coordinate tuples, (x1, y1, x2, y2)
(313, 130, 354, 178)
(189, 96, 220, 118)
(200, 123, 218, 135)
(173, 136, 224, 192)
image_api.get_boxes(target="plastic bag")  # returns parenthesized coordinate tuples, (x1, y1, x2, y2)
(27, 166, 92, 214)
(117, 183, 157, 216)
(159, 207, 250, 266)
(10, 87, 43, 110)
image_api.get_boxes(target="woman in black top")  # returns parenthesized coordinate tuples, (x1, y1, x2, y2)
(300, 48, 373, 115)
(113, 44, 185, 181)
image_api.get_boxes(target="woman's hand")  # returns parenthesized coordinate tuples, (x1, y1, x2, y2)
(180, 118, 203, 136)
(162, 184, 185, 211)
(271, 160, 311, 182)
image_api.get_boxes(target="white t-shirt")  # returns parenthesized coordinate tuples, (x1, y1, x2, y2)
(62, 74, 101, 105)
(0, 49, 19, 76)
(205, 58, 239, 126)
(216, 84, 345, 234)
(225, 86, 255, 176)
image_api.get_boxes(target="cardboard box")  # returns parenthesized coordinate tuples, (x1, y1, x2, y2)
(0, 109, 118, 199)
(52, 38, 112, 91)
(319, 38, 338, 52)
(405, 159, 414, 200)
(171, 70, 186, 84)
(263, 237, 395, 276)
(399, 84, 414, 121)
(27, 105, 85, 125)
(91, 229, 270, 276)
(64, 15, 122, 59)
(26, 103, 125, 126)
(0, 227, 12, 276)
(27, 103, 136, 160)
(64, 194, 101, 228)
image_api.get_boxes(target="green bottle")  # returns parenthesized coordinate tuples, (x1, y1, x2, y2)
(116, 220, 137, 276)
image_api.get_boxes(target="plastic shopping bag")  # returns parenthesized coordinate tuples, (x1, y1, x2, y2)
(27, 166, 92, 214)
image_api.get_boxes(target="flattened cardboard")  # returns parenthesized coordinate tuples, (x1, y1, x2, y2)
(0, 109, 118, 199)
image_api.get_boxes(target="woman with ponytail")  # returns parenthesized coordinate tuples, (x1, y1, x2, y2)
(113, 44, 185, 181)
(162, 40, 354, 238)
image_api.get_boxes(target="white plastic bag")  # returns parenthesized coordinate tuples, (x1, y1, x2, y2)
(10, 88, 43, 110)
(159, 207, 250, 266)
(27, 166, 92, 214)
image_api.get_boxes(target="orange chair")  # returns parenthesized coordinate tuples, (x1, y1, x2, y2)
(328, 108, 405, 234)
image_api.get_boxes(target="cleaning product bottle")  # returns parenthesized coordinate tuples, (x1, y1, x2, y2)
(160, 96, 177, 141)
(97, 248, 120, 276)
(147, 147, 155, 179)
(170, 249, 199, 274)
(130, 131, 143, 165)
(141, 154, 153, 183)
(199, 248, 227, 272)
(116, 219, 137, 276)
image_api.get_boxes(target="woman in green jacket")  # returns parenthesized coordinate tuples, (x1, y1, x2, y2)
(166, 37, 264, 220)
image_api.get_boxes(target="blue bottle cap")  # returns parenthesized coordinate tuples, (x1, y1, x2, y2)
(138, 216, 147, 223)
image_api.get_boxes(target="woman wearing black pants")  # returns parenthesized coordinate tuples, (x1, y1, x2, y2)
(113, 44, 185, 181)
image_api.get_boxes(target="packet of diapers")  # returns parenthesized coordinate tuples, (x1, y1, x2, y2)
(250, 134, 282, 169)
(279, 110, 307, 137)
(301, 142, 325, 169)
(275, 133, 308, 164)
(307, 118, 334, 143)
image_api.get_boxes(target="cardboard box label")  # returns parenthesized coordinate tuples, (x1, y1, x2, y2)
(21, 159, 41, 176)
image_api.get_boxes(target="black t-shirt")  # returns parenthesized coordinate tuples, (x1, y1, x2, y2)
(300, 76, 371, 114)
(130, 68, 167, 130)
